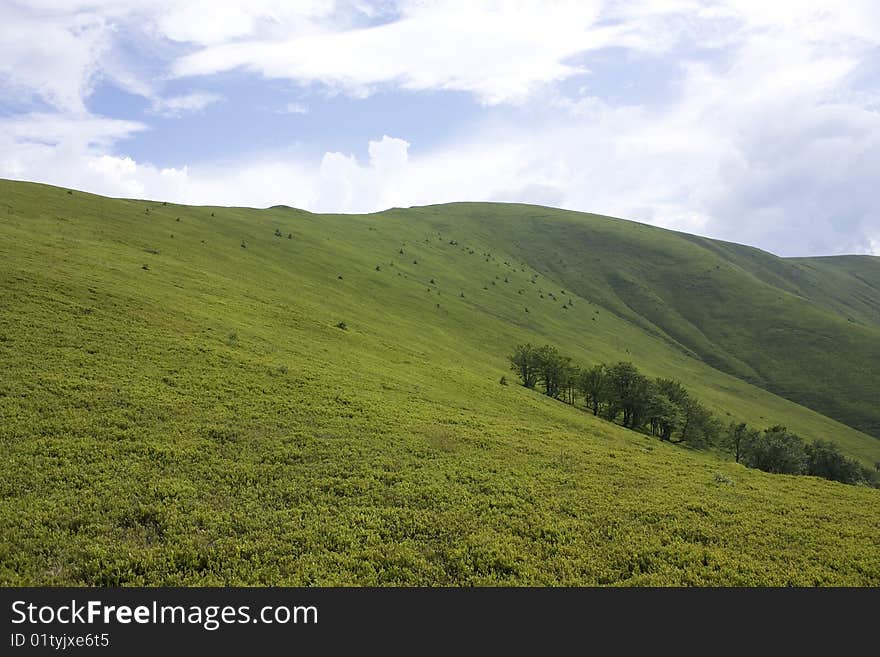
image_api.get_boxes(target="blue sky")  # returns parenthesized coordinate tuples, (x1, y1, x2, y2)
(1, 0, 879, 256)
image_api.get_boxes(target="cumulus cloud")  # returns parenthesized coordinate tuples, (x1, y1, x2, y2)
(169, 1, 615, 105)
(0, 2, 112, 112)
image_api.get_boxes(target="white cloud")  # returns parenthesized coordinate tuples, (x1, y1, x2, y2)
(170, 1, 616, 105)
(0, 3, 112, 112)
(155, 0, 337, 45)
(275, 101, 309, 115)
(149, 91, 223, 117)
(368, 135, 408, 171)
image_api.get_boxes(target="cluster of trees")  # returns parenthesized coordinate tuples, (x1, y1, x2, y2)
(509, 344, 718, 446)
(725, 423, 875, 485)
(509, 343, 878, 488)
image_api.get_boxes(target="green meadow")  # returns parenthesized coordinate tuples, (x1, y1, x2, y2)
(1, 179, 878, 585)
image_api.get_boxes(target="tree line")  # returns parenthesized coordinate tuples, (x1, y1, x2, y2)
(509, 343, 878, 487)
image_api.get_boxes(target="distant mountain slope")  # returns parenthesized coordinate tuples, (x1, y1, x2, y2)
(402, 203, 880, 439)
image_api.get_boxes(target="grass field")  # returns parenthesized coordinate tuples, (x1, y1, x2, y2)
(1, 179, 878, 585)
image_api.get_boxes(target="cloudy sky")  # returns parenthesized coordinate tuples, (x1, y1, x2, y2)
(1, 1, 879, 256)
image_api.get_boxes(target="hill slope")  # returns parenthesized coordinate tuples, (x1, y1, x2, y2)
(404, 202, 880, 439)
(1, 179, 878, 585)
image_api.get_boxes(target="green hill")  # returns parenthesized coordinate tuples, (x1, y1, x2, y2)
(1, 179, 878, 586)
(408, 202, 880, 439)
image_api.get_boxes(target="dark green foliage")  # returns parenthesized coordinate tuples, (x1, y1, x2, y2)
(805, 440, 869, 485)
(645, 390, 683, 441)
(509, 345, 871, 488)
(577, 365, 608, 416)
(509, 343, 540, 389)
(535, 345, 571, 399)
(725, 422, 760, 463)
(742, 425, 807, 475)
(605, 362, 652, 429)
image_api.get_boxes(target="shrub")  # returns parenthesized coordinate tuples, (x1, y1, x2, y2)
(741, 426, 807, 475)
(336, 322, 347, 330)
(805, 440, 865, 485)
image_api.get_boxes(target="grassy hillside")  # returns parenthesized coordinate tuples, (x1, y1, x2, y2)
(1, 179, 878, 586)
(406, 203, 880, 438)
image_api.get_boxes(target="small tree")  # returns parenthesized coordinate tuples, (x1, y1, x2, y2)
(645, 390, 683, 441)
(509, 343, 540, 389)
(560, 364, 579, 405)
(605, 362, 651, 429)
(535, 344, 570, 399)
(725, 422, 759, 464)
(578, 365, 608, 416)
